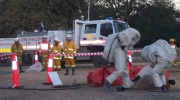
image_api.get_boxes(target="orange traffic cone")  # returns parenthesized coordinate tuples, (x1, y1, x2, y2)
(43, 52, 53, 85)
(127, 51, 132, 69)
(34, 51, 38, 64)
(12, 52, 24, 88)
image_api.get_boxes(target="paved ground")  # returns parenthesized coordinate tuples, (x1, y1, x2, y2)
(0, 62, 180, 100)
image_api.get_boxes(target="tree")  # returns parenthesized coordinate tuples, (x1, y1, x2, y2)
(128, 0, 180, 46)
(0, 0, 84, 37)
(80, 0, 148, 21)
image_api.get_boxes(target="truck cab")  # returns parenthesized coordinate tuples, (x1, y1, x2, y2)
(74, 19, 129, 67)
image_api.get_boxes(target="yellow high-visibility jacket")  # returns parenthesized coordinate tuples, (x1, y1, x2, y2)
(63, 41, 77, 59)
(11, 43, 23, 58)
(52, 43, 61, 59)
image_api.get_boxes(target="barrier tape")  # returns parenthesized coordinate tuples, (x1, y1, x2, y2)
(0, 50, 142, 61)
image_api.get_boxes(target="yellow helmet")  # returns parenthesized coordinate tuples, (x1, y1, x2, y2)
(170, 38, 175, 42)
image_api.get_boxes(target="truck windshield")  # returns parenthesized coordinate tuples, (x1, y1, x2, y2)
(113, 21, 129, 33)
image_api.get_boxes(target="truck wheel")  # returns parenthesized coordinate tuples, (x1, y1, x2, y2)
(92, 56, 107, 68)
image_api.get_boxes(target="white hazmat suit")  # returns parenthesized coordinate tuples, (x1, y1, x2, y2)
(132, 39, 177, 91)
(103, 28, 140, 91)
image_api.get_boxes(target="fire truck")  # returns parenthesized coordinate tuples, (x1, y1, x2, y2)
(0, 19, 129, 67)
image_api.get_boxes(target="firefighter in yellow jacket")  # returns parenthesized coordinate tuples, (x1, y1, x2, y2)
(63, 34, 77, 75)
(39, 35, 51, 71)
(52, 37, 61, 71)
(169, 38, 177, 66)
(11, 38, 24, 73)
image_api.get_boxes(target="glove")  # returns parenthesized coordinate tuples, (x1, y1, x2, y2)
(150, 62, 155, 68)
(121, 45, 126, 50)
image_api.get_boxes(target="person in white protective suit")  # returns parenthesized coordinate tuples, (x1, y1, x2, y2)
(130, 39, 177, 92)
(103, 28, 141, 92)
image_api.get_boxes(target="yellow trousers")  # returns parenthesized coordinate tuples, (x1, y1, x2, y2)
(17, 57, 22, 65)
(41, 57, 48, 69)
(53, 59, 61, 69)
(64, 58, 76, 67)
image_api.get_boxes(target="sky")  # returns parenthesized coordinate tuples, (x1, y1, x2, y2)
(174, 0, 180, 9)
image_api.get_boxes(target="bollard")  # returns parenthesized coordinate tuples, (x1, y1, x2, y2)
(12, 52, 24, 88)
(35, 51, 38, 64)
(43, 52, 53, 85)
(127, 51, 132, 69)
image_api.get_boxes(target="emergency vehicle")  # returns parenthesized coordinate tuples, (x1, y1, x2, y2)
(0, 19, 129, 67)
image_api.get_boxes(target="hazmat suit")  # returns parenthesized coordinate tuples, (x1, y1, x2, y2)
(63, 34, 77, 75)
(131, 39, 177, 92)
(52, 37, 61, 71)
(11, 38, 24, 73)
(103, 28, 141, 92)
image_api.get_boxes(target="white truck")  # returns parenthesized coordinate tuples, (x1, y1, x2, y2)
(0, 19, 129, 67)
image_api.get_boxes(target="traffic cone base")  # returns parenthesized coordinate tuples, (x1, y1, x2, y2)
(42, 82, 53, 85)
(12, 85, 24, 89)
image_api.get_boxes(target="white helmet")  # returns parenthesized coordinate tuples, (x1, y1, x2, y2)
(67, 34, 72, 38)
(42, 35, 47, 38)
(54, 37, 59, 41)
(14, 38, 20, 41)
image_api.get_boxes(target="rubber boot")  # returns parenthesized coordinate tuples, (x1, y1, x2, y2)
(53, 67, 57, 71)
(151, 87, 163, 92)
(162, 85, 167, 92)
(72, 67, 75, 75)
(64, 67, 69, 75)
(169, 80, 176, 85)
(103, 81, 113, 92)
(116, 86, 126, 91)
(19, 65, 24, 73)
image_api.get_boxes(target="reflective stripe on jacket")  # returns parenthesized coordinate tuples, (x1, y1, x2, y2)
(39, 41, 51, 57)
(52, 43, 61, 59)
(39, 42, 51, 52)
(63, 41, 77, 59)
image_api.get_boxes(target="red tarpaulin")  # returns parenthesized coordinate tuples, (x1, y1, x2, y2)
(87, 65, 170, 87)
(87, 66, 170, 87)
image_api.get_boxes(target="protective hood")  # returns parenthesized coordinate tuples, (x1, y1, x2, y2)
(117, 28, 141, 49)
(141, 39, 177, 64)
(103, 28, 141, 62)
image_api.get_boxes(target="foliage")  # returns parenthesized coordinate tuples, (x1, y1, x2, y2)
(128, 0, 180, 46)
(0, 0, 84, 37)
(0, 0, 180, 47)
